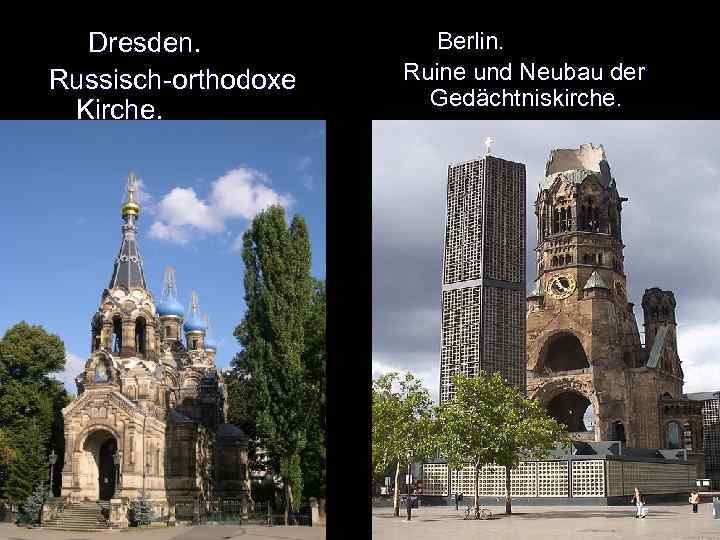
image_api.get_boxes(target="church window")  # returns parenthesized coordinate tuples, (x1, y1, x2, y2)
(112, 317, 123, 353)
(135, 317, 147, 355)
(192, 339, 198, 350)
(610, 421, 626, 444)
(666, 421, 682, 449)
(94, 360, 109, 382)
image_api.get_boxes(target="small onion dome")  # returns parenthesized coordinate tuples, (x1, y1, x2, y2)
(121, 199, 140, 217)
(183, 312, 206, 333)
(157, 297, 185, 318)
(204, 337, 218, 352)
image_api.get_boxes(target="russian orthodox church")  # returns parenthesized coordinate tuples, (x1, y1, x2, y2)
(59, 174, 250, 522)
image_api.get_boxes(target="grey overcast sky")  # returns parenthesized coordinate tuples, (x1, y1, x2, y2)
(372, 120, 720, 403)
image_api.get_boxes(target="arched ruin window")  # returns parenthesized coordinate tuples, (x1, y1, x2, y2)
(547, 392, 592, 432)
(135, 317, 147, 355)
(545, 334, 590, 372)
(112, 316, 123, 353)
(666, 421, 682, 449)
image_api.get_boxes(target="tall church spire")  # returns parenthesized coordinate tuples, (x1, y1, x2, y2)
(108, 172, 147, 290)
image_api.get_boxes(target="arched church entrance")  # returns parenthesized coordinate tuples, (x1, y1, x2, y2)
(82, 429, 118, 501)
(547, 391, 593, 433)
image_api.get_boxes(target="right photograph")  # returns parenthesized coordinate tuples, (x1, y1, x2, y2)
(372, 121, 720, 530)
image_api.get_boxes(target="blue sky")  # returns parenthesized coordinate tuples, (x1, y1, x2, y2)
(0, 121, 325, 393)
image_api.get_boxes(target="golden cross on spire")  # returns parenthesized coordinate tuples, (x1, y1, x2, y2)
(121, 171, 141, 217)
(191, 290, 199, 312)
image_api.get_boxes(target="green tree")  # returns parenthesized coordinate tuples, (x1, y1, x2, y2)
(225, 366, 261, 472)
(436, 372, 569, 515)
(299, 278, 326, 500)
(0, 322, 68, 502)
(0, 322, 65, 382)
(372, 372, 436, 517)
(233, 205, 314, 525)
(0, 428, 16, 488)
(3, 420, 47, 504)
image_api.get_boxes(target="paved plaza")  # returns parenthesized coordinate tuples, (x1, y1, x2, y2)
(0, 523, 325, 540)
(373, 503, 720, 539)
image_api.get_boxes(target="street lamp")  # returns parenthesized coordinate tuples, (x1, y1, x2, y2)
(48, 450, 57, 498)
(112, 450, 122, 498)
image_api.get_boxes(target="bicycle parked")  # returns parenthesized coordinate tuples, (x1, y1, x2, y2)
(463, 504, 492, 520)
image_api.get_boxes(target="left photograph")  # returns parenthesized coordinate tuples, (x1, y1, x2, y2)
(0, 121, 326, 530)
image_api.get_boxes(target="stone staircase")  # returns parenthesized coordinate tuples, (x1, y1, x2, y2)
(42, 500, 109, 531)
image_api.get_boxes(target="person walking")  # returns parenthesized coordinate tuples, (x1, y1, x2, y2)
(631, 486, 646, 518)
(689, 490, 700, 514)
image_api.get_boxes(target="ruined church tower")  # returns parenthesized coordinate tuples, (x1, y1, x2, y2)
(526, 144, 701, 450)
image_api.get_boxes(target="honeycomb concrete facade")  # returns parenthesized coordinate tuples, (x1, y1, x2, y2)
(439, 154, 526, 403)
(526, 144, 703, 461)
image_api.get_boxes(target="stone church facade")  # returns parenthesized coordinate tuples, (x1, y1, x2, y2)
(60, 174, 250, 523)
(526, 144, 704, 457)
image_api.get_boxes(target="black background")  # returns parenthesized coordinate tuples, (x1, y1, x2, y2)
(1, 26, 717, 538)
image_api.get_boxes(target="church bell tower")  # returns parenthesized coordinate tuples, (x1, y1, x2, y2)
(526, 144, 643, 444)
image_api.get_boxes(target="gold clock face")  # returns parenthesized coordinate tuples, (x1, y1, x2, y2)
(545, 273, 577, 300)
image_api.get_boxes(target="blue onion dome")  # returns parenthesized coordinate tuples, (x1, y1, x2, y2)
(204, 313, 217, 351)
(158, 266, 185, 317)
(157, 296, 185, 318)
(183, 291, 206, 333)
(183, 311, 206, 333)
(204, 336, 218, 351)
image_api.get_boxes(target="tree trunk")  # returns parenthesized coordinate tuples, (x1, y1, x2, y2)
(284, 482, 293, 525)
(393, 462, 401, 517)
(505, 466, 512, 515)
(474, 464, 480, 512)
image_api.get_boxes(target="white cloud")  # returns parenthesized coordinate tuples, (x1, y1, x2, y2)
(135, 178, 156, 214)
(51, 352, 85, 396)
(303, 173, 314, 191)
(157, 187, 224, 233)
(296, 157, 316, 190)
(678, 321, 720, 393)
(372, 354, 439, 404)
(210, 167, 293, 220)
(148, 167, 292, 246)
(148, 221, 190, 245)
(296, 156, 312, 171)
(231, 232, 245, 253)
